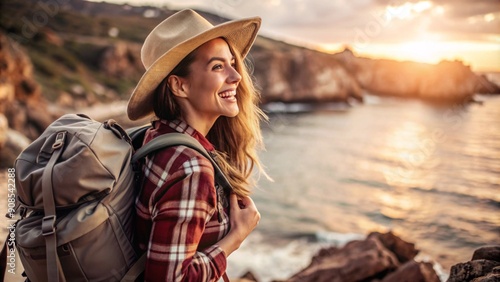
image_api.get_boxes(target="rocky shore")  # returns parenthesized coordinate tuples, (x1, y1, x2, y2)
(231, 233, 499, 282)
(1, 181, 498, 282)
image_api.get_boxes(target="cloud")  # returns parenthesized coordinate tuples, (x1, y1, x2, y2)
(433, 0, 500, 19)
(112, 0, 498, 48)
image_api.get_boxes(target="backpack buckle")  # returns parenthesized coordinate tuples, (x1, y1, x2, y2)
(41, 215, 56, 236)
(52, 131, 66, 149)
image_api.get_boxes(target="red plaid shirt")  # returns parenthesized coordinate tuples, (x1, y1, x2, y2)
(135, 119, 230, 282)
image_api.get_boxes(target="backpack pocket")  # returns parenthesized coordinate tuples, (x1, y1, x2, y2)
(16, 201, 138, 282)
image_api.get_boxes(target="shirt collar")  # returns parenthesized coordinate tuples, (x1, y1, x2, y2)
(153, 119, 215, 151)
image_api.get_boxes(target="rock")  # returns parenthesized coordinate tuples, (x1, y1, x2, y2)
(472, 246, 500, 262)
(0, 128, 31, 168)
(285, 232, 441, 282)
(381, 260, 440, 282)
(288, 235, 400, 282)
(447, 259, 500, 282)
(447, 246, 500, 282)
(240, 271, 258, 281)
(368, 231, 419, 263)
(0, 31, 56, 139)
(57, 92, 75, 108)
(98, 42, 142, 78)
(471, 273, 500, 282)
(474, 75, 500, 94)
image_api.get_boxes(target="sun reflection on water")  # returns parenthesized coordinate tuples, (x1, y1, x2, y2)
(381, 121, 440, 190)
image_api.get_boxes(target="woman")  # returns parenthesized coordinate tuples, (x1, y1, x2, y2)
(126, 9, 267, 281)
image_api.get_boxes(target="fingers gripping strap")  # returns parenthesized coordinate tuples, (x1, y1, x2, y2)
(41, 131, 67, 282)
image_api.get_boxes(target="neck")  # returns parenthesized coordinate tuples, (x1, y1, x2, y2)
(183, 115, 217, 136)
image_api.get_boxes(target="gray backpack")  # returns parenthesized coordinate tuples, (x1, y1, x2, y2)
(4, 113, 230, 282)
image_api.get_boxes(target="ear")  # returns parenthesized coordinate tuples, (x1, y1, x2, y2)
(167, 75, 189, 98)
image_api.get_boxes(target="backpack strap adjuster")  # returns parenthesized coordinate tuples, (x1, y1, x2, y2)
(52, 132, 66, 150)
(41, 215, 56, 236)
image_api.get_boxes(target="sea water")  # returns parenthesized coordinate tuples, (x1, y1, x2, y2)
(227, 95, 500, 281)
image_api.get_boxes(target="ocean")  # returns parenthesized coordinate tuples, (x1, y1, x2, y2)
(1, 95, 498, 282)
(227, 95, 500, 281)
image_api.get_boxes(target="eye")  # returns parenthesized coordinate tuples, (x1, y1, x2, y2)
(212, 64, 223, 71)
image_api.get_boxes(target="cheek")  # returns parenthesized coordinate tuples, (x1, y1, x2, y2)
(208, 74, 227, 89)
(190, 73, 225, 96)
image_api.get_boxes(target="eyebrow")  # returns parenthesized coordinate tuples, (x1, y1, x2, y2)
(207, 56, 235, 66)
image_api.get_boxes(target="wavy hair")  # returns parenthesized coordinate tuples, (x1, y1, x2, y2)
(153, 38, 269, 197)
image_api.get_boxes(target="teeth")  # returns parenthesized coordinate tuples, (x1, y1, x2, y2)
(218, 90, 236, 98)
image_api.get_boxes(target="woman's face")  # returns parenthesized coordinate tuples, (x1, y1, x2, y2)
(180, 38, 242, 123)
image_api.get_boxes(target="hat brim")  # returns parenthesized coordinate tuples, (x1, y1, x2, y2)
(127, 16, 261, 121)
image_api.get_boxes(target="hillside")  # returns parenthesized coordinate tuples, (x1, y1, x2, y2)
(2, 0, 498, 109)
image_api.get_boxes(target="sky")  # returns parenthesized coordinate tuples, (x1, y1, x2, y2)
(91, 0, 500, 71)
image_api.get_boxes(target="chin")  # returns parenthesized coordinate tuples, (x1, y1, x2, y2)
(222, 109, 239, 118)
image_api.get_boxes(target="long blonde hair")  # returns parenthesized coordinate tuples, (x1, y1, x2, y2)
(153, 38, 268, 197)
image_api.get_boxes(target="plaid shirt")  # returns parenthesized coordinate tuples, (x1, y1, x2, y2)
(135, 119, 230, 282)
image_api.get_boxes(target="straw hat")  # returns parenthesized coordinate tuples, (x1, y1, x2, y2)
(127, 9, 261, 121)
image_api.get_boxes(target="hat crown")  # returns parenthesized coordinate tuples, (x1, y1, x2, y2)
(141, 10, 214, 69)
(127, 9, 261, 121)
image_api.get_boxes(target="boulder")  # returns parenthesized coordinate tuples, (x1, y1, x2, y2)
(0, 128, 31, 168)
(472, 246, 500, 262)
(381, 260, 441, 282)
(447, 245, 500, 282)
(368, 231, 419, 263)
(287, 236, 400, 282)
(98, 41, 142, 78)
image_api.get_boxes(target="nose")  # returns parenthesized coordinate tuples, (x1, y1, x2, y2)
(228, 66, 242, 85)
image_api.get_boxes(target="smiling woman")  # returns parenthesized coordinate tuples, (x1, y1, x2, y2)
(126, 9, 269, 282)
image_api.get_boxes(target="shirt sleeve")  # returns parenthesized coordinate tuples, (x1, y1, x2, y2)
(144, 154, 227, 282)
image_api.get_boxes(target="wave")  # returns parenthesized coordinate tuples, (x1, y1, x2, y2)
(408, 185, 500, 209)
(262, 101, 351, 114)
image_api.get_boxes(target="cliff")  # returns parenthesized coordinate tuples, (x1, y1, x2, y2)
(251, 37, 363, 104)
(335, 49, 500, 103)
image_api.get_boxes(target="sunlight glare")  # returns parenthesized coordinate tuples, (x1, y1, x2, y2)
(268, 0, 281, 6)
(484, 13, 495, 22)
(385, 1, 433, 21)
(432, 6, 445, 16)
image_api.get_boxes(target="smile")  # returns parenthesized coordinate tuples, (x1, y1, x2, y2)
(218, 89, 237, 99)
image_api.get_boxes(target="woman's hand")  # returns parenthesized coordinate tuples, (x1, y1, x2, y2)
(217, 193, 260, 257)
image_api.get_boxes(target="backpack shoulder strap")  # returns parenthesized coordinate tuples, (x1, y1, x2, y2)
(132, 132, 232, 191)
(126, 133, 234, 281)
